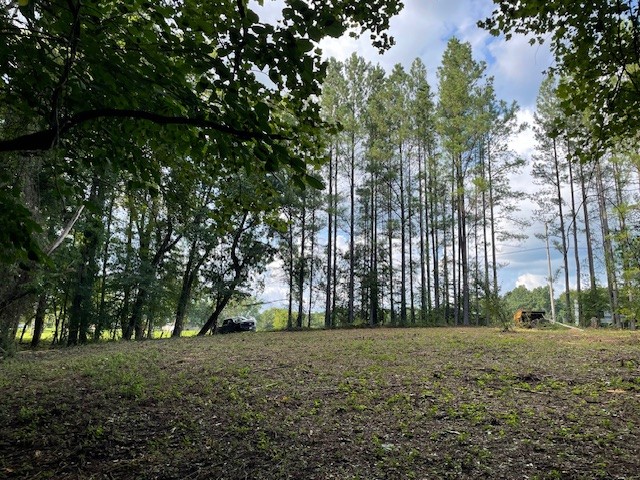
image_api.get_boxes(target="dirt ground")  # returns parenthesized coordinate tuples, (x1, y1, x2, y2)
(1, 327, 639, 479)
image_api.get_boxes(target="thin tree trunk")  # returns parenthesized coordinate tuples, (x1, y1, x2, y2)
(308, 207, 316, 329)
(95, 191, 115, 341)
(430, 154, 440, 316)
(119, 203, 134, 338)
(126, 203, 180, 340)
(332, 156, 338, 325)
(369, 164, 379, 327)
(450, 159, 458, 325)
(579, 160, 598, 319)
(287, 206, 294, 330)
(595, 160, 620, 326)
(441, 191, 449, 324)
(567, 148, 582, 325)
(482, 140, 491, 325)
(488, 144, 499, 296)
(418, 144, 427, 323)
(407, 152, 416, 325)
(457, 155, 470, 326)
(173, 239, 209, 337)
(399, 143, 407, 327)
(325, 146, 333, 328)
(198, 212, 252, 335)
(611, 159, 633, 312)
(552, 138, 571, 324)
(30, 293, 47, 348)
(388, 181, 395, 325)
(348, 132, 356, 325)
(68, 177, 103, 346)
(297, 196, 306, 328)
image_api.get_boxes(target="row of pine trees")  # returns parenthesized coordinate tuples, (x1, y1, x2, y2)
(287, 39, 526, 329)
(8, 38, 640, 348)
(282, 38, 639, 330)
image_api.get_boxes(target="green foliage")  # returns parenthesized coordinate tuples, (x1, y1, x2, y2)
(482, 291, 511, 331)
(437, 37, 487, 158)
(0, 0, 403, 265)
(259, 308, 289, 331)
(503, 285, 551, 314)
(480, 1, 640, 154)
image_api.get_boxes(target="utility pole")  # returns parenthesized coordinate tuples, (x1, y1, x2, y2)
(545, 222, 557, 323)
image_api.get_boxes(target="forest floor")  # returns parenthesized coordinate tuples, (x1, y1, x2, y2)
(1, 327, 640, 479)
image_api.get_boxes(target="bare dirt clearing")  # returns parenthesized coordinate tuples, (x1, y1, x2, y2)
(2, 328, 640, 479)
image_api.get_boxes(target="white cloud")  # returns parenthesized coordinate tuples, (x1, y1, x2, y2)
(255, 258, 288, 309)
(511, 108, 537, 160)
(515, 273, 547, 289)
(254, 0, 552, 110)
(486, 35, 554, 110)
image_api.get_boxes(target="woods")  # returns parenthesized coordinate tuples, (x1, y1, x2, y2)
(313, 44, 526, 329)
(1, 0, 640, 355)
(0, 0, 401, 352)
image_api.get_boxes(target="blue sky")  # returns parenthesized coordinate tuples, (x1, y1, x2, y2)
(257, 0, 565, 306)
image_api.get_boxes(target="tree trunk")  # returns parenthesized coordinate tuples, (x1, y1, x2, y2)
(482, 140, 491, 325)
(331, 157, 339, 325)
(30, 293, 47, 348)
(567, 149, 582, 325)
(68, 178, 103, 346)
(407, 150, 416, 325)
(487, 140, 499, 297)
(430, 154, 440, 317)
(325, 146, 334, 328)
(595, 160, 620, 326)
(441, 191, 450, 324)
(198, 212, 252, 335)
(119, 205, 134, 339)
(457, 155, 470, 326)
(308, 207, 316, 329)
(552, 138, 571, 324)
(125, 202, 179, 340)
(418, 144, 427, 323)
(369, 162, 379, 327)
(387, 180, 395, 325)
(173, 239, 207, 337)
(287, 206, 294, 330)
(579, 160, 598, 320)
(297, 196, 306, 328)
(348, 132, 356, 325)
(95, 191, 115, 341)
(399, 143, 407, 327)
(611, 159, 634, 315)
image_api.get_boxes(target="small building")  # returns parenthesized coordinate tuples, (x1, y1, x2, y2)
(514, 309, 547, 328)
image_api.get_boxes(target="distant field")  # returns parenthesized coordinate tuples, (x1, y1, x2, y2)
(1, 328, 639, 479)
(15, 327, 201, 344)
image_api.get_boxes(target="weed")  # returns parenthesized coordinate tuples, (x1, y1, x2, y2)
(2, 328, 640, 480)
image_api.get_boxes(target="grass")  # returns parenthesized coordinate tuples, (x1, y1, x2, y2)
(1, 327, 640, 479)
(15, 326, 201, 344)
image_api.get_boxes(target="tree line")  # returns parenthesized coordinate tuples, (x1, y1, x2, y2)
(2, 1, 639, 354)
(0, 0, 402, 354)
(282, 40, 526, 330)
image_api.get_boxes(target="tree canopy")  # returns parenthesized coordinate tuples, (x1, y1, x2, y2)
(480, 0, 640, 151)
(0, 0, 403, 261)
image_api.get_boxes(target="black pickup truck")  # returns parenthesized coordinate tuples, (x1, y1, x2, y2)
(218, 316, 257, 334)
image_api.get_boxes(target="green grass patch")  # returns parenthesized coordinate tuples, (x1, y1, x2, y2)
(1, 328, 639, 479)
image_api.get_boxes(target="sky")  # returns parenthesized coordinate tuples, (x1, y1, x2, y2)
(256, 0, 564, 308)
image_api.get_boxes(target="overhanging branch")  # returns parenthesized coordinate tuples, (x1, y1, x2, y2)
(0, 108, 288, 153)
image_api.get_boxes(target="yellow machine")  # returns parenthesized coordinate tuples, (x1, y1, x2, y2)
(513, 309, 547, 328)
